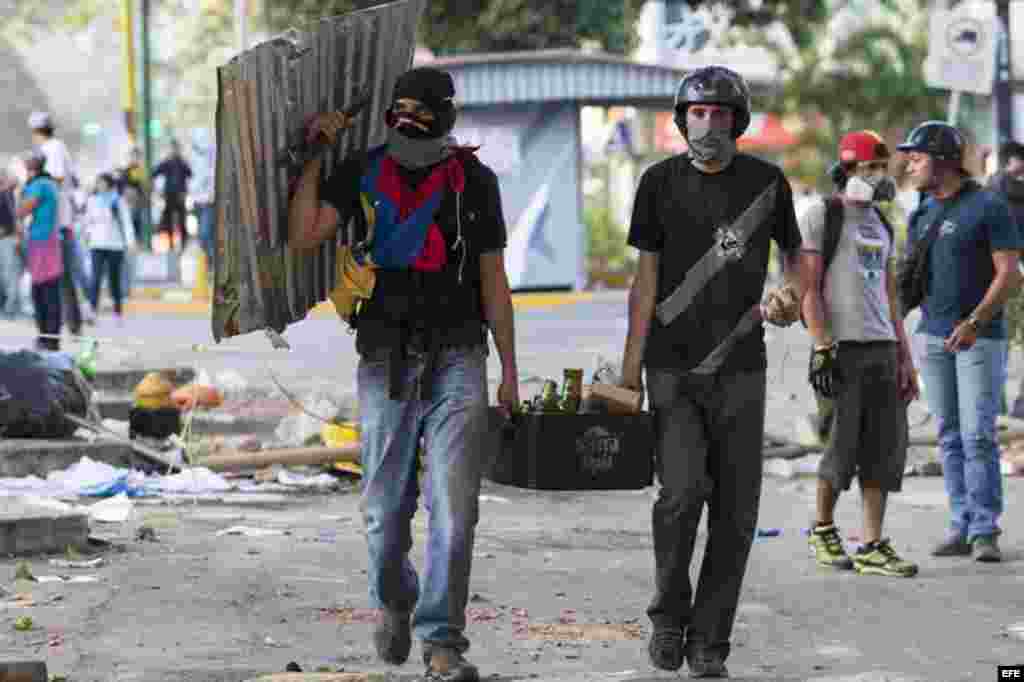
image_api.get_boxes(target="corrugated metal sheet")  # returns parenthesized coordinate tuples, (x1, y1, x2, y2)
(212, 0, 427, 342)
(429, 50, 774, 107)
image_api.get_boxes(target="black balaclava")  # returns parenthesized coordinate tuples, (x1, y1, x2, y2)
(387, 67, 456, 139)
(385, 68, 458, 170)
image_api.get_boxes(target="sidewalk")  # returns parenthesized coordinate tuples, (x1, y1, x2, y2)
(124, 286, 595, 317)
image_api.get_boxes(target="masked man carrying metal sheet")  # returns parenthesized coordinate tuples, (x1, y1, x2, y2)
(289, 67, 518, 682)
(620, 66, 810, 678)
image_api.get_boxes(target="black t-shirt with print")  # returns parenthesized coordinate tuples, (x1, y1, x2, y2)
(319, 150, 507, 352)
(628, 153, 802, 373)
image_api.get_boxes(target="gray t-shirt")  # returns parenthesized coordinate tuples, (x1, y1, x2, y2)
(798, 200, 896, 343)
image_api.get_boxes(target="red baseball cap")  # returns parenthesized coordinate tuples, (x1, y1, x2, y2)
(838, 130, 890, 164)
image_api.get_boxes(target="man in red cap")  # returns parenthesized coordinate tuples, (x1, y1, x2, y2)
(799, 130, 920, 577)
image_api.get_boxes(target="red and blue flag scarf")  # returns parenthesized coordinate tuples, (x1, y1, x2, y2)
(359, 146, 466, 272)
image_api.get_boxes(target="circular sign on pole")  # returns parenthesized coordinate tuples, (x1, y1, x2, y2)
(925, 2, 996, 96)
(946, 17, 985, 58)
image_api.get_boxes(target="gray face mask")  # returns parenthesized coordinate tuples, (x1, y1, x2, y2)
(386, 127, 455, 169)
(685, 115, 737, 167)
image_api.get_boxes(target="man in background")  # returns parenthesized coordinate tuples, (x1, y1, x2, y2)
(986, 142, 1024, 419)
(152, 139, 192, 252)
(0, 167, 22, 320)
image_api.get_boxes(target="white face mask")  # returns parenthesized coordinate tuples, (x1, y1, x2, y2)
(845, 174, 896, 203)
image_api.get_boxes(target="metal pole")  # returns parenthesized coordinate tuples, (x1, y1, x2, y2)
(994, 0, 1013, 166)
(235, 0, 248, 53)
(138, 0, 154, 250)
(948, 90, 961, 126)
(121, 0, 137, 137)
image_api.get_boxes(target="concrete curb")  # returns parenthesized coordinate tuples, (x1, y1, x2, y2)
(0, 500, 89, 557)
(0, 439, 140, 478)
(92, 367, 196, 393)
(95, 393, 283, 436)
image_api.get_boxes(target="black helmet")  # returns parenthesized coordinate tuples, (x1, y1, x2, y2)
(896, 121, 965, 162)
(673, 66, 751, 138)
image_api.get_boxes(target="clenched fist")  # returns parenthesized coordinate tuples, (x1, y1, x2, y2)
(305, 111, 357, 146)
(761, 283, 801, 327)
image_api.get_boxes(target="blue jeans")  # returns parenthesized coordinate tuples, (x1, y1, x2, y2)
(917, 333, 1007, 540)
(0, 235, 22, 318)
(358, 346, 488, 653)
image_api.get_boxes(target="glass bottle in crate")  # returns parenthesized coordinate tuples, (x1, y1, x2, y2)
(539, 379, 561, 412)
(560, 368, 583, 414)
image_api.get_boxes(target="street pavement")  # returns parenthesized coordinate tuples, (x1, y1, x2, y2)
(0, 291, 1022, 681)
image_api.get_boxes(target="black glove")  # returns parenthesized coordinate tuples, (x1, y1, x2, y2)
(809, 343, 842, 399)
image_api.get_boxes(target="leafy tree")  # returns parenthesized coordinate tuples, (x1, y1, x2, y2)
(263, 0, 644, 54)
(686, 0, 945, 190)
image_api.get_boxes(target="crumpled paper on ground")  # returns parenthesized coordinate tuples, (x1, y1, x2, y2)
(157, 467, 234, 494)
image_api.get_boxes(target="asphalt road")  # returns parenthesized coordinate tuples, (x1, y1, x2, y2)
(1, 292, 1023, 681)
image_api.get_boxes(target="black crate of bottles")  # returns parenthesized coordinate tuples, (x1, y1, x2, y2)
(486, 408, 655, 491)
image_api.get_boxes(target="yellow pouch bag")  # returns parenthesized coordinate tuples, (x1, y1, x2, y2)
(327, 244, 375, 324)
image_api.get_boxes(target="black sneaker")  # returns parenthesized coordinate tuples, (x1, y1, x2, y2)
(931, 536, 972, 557)
(424, 646, 479, 682)
(373, 609, 411, 664)
(686, 647, 729, 678)
(973, 535, 1002, 563)
(647, 627, 684, 671)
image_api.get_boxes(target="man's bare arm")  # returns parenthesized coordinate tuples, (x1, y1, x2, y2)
(800, 250, 831, 347)
(16, 197, 38, 220)
(784, 246, 812, 301)
(970, 250, 1024, 324)
(480, 251, 517, 380)
(287, 157, 340, 251)
(622, 250, 659, 389)
(885, 261, 912, 360)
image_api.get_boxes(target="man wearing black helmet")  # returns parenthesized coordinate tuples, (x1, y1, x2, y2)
(289, 67, 518, 682)
(898, 121, 1023, 564)
(621, 66, 808, 677)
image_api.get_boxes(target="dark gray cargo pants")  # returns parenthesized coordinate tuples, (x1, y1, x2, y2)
(645, 368, 766, 661)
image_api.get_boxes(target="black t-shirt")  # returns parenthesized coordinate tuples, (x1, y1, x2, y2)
(628, 153, 802, 373)
(319, 149, 507, 350)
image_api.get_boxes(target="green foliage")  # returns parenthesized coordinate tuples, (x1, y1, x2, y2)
(8, 0, 644, 137)
(722, 0, 946, 193)
(263, 0, 364, 35)
(577, 0, 646, 54)
(265, 0, 643, 54)
(584, 202, 631, 273)
(695, 0, 831, 51)
(1006, 286, 1024, 350)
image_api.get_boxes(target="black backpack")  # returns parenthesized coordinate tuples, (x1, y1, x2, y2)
(820, 196, 894, 284)
(800, 197, 894, 328)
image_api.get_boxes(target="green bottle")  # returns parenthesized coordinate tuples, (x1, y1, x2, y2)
(77, 340, 99, 381)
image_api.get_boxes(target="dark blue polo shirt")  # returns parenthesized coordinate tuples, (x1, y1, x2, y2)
(907, 182, 1023, 339)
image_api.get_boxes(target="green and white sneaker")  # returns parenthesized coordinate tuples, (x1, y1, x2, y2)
(853, 538, 918, 577)
(809, 524, 854, 569)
